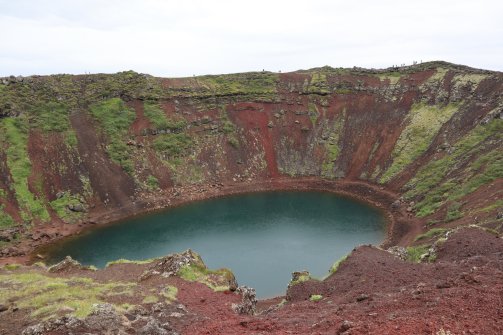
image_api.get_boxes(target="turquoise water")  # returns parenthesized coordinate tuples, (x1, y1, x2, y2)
(44, 191, 386, 297)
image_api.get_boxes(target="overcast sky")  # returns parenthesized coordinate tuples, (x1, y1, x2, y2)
(0, 0, 502, 77)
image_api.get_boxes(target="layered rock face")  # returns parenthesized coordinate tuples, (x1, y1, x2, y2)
(0, 61, 501, 250)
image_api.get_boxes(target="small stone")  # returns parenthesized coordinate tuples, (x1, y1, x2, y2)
(356, 294, 369, 302)
(337, 320, 353, 334)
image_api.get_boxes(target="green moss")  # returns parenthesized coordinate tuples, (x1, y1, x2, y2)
(49, 193, 85, 224)
(474, 199, 503, 214)
(89, 98, 136, 173)
(32, 102, 70, 133)
(321, 115, 344, 177)
(414, 228, 448, 242)
(161, 285, 178, 303)
(289, 273, 311, 286)
(377, 72, 401, 85)
(309, 294, 323, 302)
(1, 117, 50, 222)
(3, 264, 21, 270)
(196, 72, 278, 97)
(329, 254, 348, 274)
(227, 135, 239, 148)
(142, 295, 159, 304)
(105, 258, 157, 267)
(406, 119, 503, 216)
(308, 72, 330, 94)
(406, 245, 430, 263)
(153, 133, 193, 158)
(446, 202, 462, 222)
(143, 101, 187, 130)
(0, 272, 136, 319)
(146, 175, 159, 191)
(0, 205, 15, 228)
(380, 103, 459, 183)
(177, 264, 235, 291)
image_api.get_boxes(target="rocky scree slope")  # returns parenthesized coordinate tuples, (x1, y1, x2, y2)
(0, 61, 502, 257)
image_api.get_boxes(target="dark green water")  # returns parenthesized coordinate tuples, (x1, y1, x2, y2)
(44, 191, 386, 297)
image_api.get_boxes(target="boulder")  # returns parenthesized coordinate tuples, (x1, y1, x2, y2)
(231, 286, 257, 315)
(47, 256, 92, 273)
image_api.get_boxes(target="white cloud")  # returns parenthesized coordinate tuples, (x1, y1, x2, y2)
(0, 0, 501, 76)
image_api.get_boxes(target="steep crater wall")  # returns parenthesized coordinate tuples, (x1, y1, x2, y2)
(0, 61, 502, 259)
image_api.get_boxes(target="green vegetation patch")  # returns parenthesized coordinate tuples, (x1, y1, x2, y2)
(161, 285, 178, 302)
(405, 119, 503, 216)
(289, 273, 311, 286)
(445, 202, 463, 222)
(0, 205, 15, 228)
(0, 117, 50, 222)
(105, 258, 157, 267)
(153, 133, 193, 158)
(329, 254, 348, 274)
(32, 102, 70, 133)
(377, 72, 402, 85)
(89, 98, 136, 173)
(49, 192, 86, 224)
(321, 115, 344, 177)
(380, 103, 459, 183)
(414, 228, 448, 242)
(177, 263, 235, 292)
(145, 175, 160, 191)
(143, 101, 187, 130)
(406, 245, 431, 263)
(196, 72, 278, 97)
(309, 72, 330, 94)
(309, 294, 323, 302)
(0, 272, 136, 319)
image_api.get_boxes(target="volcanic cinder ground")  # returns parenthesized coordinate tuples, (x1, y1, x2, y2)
(0, 61, 502, 334)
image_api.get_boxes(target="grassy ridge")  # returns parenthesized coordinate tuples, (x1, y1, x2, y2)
(89, 98, 136, 174)
(380, 103, 459, 183)
(0, 117, 50, 223)
(406, 119, 503, 217)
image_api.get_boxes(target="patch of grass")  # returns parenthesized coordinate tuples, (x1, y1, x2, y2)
(146, 175, 159, 191)
(329, 254, 348, 274)
(414, 228, 448, 242)
(406, 119, 503, 216)
(0, 205, 15, 228)
(446, 202, 462, 222)
(0, 272, 136, 319)
(143, 101, 187, 130)
(32, 102, 70, 133)
(227, 135, 239, 148)
(377, 72, 401, 85)
(473, 199, 503, 214)
(142, 295, 159, 304)
(161, 285, 178, 303)
(1, 117, 50, 222)
(289, 273, 311, 286)
(177, 264, 235, 292)
(153, 133, 193, 158)
(309, 294, 323, 302)
(3, 264, 21, 270)
(321, 115, 344, 177)
(49, 192, 85, 224)
(452, 73, 488, 90)
(406, 245, 430, 263)
(105, 258, 157, 267)
(309, 72, 330, 94)
(89, 98, 136, 173)
(380, 103, 459, 183)
(196, 72, 278, 97)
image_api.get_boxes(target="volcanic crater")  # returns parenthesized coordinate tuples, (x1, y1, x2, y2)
(0, 61, 502, 334)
